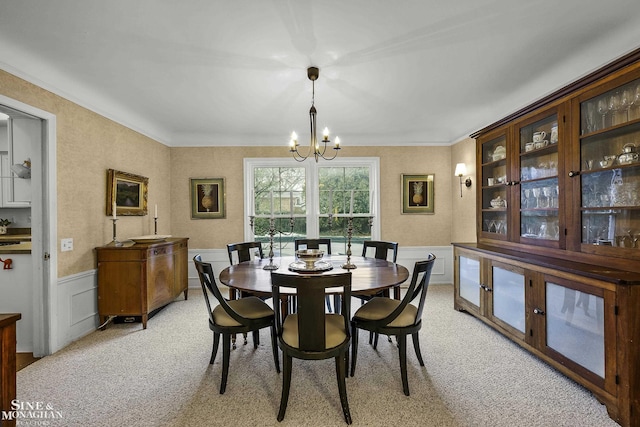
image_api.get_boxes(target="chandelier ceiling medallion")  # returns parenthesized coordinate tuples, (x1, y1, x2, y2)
(288, 66, 341, 162)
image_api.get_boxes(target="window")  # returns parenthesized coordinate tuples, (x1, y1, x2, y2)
(244, 158, 380, 256)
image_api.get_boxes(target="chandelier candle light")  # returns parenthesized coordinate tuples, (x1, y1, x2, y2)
(289, 67, 341, 162)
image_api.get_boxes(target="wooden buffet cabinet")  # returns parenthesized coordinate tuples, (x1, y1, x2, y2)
(96, 238, 189, 329)
(454, 49, 640, 426)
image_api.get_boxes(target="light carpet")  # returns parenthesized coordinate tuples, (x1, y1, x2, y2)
(15, 285, 617, 426)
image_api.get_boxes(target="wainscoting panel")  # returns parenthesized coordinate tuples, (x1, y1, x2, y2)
(55, 270, 98, 353)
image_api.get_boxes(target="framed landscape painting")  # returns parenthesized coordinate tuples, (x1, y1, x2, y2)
(107, 169, 148, 216)
(402, 174, 434, 214)
(191, 178, 226, 219)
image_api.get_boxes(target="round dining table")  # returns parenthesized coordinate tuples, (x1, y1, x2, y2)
(219, 255, 410, 315)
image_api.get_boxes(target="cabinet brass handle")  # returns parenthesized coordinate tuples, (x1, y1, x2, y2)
(568, 171, 580, 177)
(533, 308, 545, 315)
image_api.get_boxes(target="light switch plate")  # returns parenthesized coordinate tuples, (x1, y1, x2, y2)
(61, 238, 73, 252)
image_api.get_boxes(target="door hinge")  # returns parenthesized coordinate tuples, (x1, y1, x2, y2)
(616, 375, 620, 385)
(564, 228, 567, 236)
(529, 329, 533, 337)
(563, 115, 566, 123)
(43, 252, 50, 260)
(614, 306, 619, 316)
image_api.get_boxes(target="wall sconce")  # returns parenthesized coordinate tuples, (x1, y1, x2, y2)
(454, 163, 472, 197)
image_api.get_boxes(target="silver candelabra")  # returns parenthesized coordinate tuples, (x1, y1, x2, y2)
(342, 216, 357, 270)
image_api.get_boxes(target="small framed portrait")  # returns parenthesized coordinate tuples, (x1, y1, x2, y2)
(191, 178, 226, 219)
(402, 174, 434, 214)
(107, 169, 148, 216)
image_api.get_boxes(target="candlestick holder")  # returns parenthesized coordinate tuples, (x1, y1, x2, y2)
(263, 217, 279, 270)
(154, 217, 158, 235)
(248, 215, 295, 270)
(111, 218, 122, 246)
(342, 216, 357, 269)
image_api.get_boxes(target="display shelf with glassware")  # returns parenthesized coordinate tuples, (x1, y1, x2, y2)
(577, 75, 640, 256)
(480, 134, 509, 239)
(518, 114, 561, 245)
(459, 49, 640, 427)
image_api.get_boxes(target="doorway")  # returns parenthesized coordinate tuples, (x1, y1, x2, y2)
(0, 95, 56, 356)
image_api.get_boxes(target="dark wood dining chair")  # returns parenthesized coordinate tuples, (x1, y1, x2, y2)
(271, 271, 353, 424)
(358, 240, 400, 343)
(350, 254, 436, 396)
(226, 241, 267, 298)
(361, 240, 398, 263)
(227, 241, 264, 265)
(294, 238, 335, 312)
(193, 254, 280, 394)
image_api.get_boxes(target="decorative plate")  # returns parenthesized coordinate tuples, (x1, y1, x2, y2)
(288, 260, 333, 273)
(130, 234, 171, 243)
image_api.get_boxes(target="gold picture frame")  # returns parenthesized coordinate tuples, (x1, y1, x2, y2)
(107, 169, 148, 216)
(402, 174, 434, 214)
(191, 178, 226, 219)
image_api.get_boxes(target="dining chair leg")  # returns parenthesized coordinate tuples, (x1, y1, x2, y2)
(220, 333, 231, 394)
(211, 332, 220, 364)
(350, 325, 359, 377)
(335, 352, 352, 425)
(368, 331, 374, 345)
(373, 332, 379, 349)
(252, 329, 260, 349)
(398, 334, 409, 396)
(412, 332, 424, 366)
(277, 354, 293, 421)
(270, 325, 281, 373)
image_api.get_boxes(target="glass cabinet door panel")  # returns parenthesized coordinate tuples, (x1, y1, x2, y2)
(580, 77, 640, 135)
(580, 83, 640, 252)
(518, 114, 560, 243)
(520, 179, 559, 240)
(459, 256, 480, 307)
(492, 266, 525, 333)
(545, 282, 604, 378)
(481, 135, 508, 237)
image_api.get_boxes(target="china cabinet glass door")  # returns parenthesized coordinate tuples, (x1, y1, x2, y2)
(578, 75, 640, 257)
(517, 112, 562, 248)
(489, 263, 525, 336)
(544, 281, 605, 379)
(480, 133, 509, 240)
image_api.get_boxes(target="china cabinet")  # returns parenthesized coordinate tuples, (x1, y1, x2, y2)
(455, 48, 640, 427)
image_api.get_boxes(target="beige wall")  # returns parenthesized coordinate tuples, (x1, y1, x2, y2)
(1, 69, 479, 278)
(451, 137, 477, 243)
(0, 70, 172, 277)
(170, 145, 457, 249)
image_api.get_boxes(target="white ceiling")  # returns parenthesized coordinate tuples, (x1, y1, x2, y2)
(1, 0, 640, 148)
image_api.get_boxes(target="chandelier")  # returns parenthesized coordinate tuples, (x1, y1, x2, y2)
(289, 66, 341, 162)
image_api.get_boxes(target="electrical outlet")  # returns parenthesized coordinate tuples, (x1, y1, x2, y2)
(61, 238, 73, 252)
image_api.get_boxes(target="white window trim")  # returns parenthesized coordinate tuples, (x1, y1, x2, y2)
(243, 157, 380, 241)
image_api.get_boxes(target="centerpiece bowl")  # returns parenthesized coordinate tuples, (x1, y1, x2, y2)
(296, 249, 324, 270)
